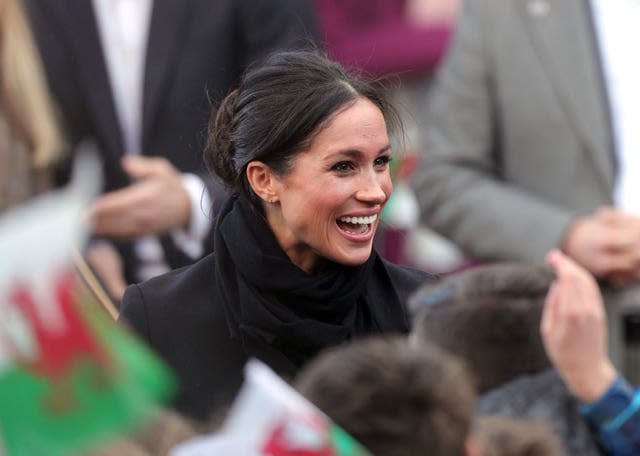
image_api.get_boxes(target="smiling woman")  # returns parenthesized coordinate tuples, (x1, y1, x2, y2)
(253, 97, 392, 272)
(119, 50, 434, 421)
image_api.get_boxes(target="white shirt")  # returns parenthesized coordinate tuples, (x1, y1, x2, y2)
(591, 0, 640, 215)
(92, 0, 211, 280)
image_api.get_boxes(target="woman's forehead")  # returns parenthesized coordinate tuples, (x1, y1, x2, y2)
(305, 99, 388, 151)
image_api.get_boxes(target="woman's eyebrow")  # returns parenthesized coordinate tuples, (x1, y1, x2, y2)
(325, 144, 392, 160)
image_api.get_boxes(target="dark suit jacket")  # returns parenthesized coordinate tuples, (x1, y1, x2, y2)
(25, 0, 318, 278)
(119, 253, 431, 421)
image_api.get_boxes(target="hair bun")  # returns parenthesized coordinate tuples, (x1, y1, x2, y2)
(205, 88, 240, 188)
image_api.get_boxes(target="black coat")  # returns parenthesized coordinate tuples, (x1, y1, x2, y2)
(25, 0, 318, 278)
(120, 253, 431, 421)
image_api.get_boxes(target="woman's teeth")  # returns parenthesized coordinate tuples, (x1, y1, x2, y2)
(337, 214, 377, 235)
(338, 214, 377, 225)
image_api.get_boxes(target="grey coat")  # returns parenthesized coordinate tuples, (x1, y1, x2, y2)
(411, 0, 614, 265)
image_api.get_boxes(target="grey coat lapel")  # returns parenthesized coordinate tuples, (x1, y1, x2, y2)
(518, 0, 614, 191)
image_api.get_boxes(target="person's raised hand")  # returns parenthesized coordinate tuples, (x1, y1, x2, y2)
(562, 207, 640, 287)
(541, 249, 617, 403)
(90, 156, 191, 239)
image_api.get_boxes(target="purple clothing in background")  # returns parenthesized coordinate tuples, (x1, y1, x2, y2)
(315, 0, 452, 81)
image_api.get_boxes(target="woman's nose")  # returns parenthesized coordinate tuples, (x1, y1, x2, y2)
(356, 173, 389, 204)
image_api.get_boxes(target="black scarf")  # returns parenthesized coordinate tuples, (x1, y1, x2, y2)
(213, 194, 408, 369)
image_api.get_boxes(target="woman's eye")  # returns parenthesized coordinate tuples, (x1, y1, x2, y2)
(374, 156, 392, 168)
(332, 161, 355, 172)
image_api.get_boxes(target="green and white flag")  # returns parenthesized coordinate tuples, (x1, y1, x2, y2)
(171, 359, 373, 456)
(0, 152, 175, 456)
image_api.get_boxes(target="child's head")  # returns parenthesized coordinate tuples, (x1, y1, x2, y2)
(409, 263, 553, 393)
(470, 416, 564, 456)
(295, 336, 476, 456)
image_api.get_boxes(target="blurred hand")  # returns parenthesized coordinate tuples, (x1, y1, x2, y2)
(405, 0, 460, 26)
(541, 249, 617, 403)
(90, 156, 191, 239)
(86, 242, 128, 302)
(562, 207, 640, 287)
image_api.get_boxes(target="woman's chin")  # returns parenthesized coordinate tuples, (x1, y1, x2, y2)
(331, 244, 374, 267)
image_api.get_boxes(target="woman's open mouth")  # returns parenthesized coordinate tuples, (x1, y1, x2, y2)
(336, 214, 377, 236)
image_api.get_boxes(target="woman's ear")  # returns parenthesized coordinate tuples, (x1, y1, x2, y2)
(246, 161, 280, 203)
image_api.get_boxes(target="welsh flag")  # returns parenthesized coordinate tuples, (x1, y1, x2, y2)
(170, 360, 372, 456)
(0, 152, 175, 455)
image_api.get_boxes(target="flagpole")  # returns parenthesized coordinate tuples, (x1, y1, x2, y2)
(72, 248, 120, 320)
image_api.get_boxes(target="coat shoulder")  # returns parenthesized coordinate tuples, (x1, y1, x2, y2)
(379, 258, 437, 303)
(120, 254, 247, 421)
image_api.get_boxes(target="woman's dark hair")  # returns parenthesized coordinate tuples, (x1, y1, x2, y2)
(204, 50, 400, 204)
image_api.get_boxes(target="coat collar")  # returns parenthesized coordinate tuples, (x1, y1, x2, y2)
(44, 0, 192, 157)
(142, 0, 193, 150)
(517, 0, 615, 191)
(51, 0, 123, 159)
